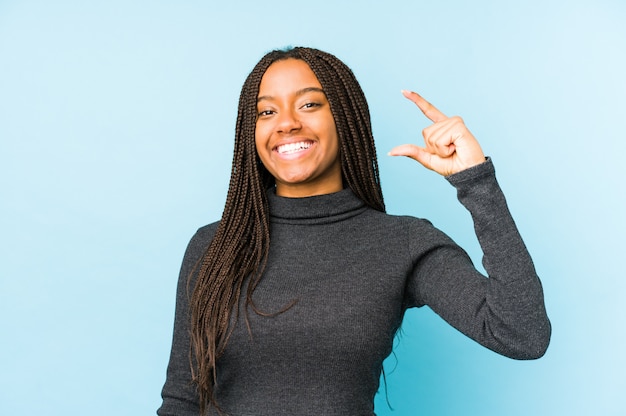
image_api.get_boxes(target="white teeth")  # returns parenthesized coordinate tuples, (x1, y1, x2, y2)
(276, 141, 312, 154)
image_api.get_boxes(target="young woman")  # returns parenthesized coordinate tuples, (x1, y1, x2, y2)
(157, 47, 551, 416)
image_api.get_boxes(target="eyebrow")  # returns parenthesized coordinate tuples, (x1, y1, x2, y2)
(257, 87, 326, 103)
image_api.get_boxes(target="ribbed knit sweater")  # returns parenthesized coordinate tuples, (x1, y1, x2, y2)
(157, 159, 551, 416)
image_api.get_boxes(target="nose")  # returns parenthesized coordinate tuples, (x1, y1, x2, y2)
(276, 109, 302, 134)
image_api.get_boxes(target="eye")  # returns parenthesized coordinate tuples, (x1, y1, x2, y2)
(257, 109, 275, 117)
(301, 102, 321, 110)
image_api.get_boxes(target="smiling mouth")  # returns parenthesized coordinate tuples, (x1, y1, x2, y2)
(276, 141, 313, 155)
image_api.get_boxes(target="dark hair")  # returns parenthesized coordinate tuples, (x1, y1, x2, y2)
(189, 46, 385, 414)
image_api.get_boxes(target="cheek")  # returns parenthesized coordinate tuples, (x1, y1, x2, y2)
(324, 120, 340, 156)
(254, 128, 273, 171)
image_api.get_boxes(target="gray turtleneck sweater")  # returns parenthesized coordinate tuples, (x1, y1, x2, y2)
(157, 159, 551, 416)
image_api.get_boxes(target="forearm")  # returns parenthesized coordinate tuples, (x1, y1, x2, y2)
(446, 159, 551, 358)
(415, 159, 550, 359)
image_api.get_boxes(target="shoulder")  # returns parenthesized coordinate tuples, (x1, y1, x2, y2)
(194, 221, 220, 242)
(181, 220, 220, 264)
(365, 208, 434, 230)
(361, 208, 450, 245)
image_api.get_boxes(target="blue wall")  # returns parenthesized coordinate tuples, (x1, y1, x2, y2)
(1, 0, 624, 414)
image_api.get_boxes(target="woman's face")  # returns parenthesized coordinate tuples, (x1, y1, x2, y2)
(255, 59, 342, 198)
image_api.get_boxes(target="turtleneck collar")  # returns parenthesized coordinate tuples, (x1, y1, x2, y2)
(267, 188, 368, 225)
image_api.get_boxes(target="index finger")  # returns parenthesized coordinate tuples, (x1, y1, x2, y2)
(401, 90, 447, 123)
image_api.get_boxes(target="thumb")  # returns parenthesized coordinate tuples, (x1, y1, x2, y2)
(388, 144, 433, 170)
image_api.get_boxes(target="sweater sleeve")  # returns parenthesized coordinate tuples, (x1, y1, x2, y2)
(157, 225, 217, 415)
(410, 159, 551, 359)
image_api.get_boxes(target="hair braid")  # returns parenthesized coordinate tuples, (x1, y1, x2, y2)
(298, 48, 384, 209)
(189, 46, 385, 414)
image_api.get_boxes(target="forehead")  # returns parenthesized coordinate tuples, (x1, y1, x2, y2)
(258, 59, 322, 96)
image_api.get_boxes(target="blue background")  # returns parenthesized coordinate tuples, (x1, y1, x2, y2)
(1, 0, 624, 414)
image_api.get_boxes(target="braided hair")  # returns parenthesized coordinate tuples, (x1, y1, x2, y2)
(189, 46, 385, 414)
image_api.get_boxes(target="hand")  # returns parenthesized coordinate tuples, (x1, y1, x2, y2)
(388, 90, 485, 176)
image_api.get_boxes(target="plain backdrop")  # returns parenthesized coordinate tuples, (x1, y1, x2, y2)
(1, 0, 625, 414)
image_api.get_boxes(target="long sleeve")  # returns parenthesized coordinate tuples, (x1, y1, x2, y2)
(410, 159, 551, 359)
(157, 225, 218, 416)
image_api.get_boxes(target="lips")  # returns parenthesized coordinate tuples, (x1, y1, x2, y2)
(275, 141, 313, 155)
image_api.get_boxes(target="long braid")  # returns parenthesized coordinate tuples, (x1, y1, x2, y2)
(189, 47, 385, 415)
(299, 48, 384, 210)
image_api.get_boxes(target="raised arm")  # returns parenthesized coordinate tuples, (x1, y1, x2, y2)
(392, 91, 550, 358)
